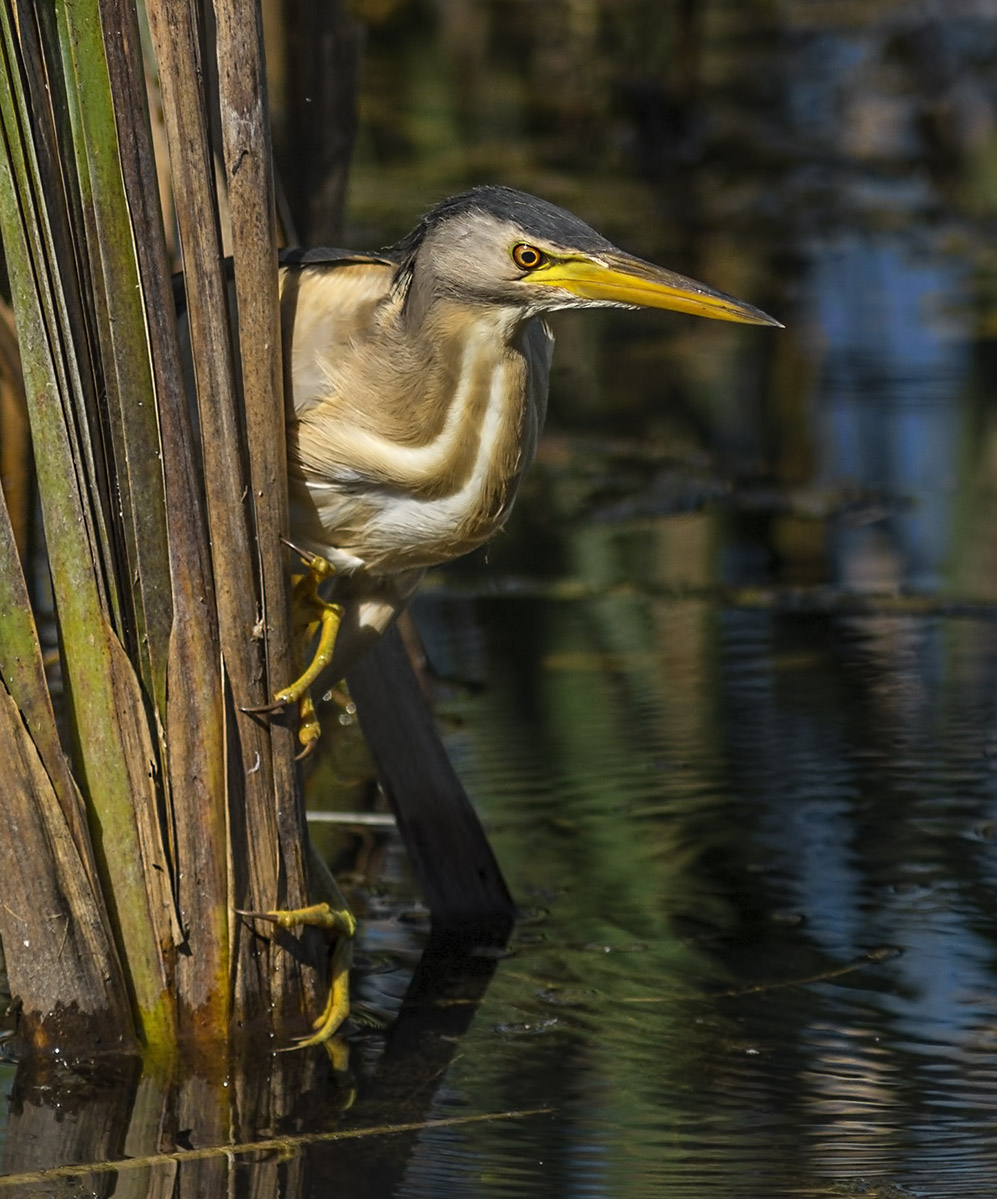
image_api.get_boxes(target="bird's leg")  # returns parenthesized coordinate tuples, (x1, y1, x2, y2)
(277, 550, 342, 704)
(238, 840, 357, 1050)
(240, 551, 358, 1049)
(247, 548, 342, 756)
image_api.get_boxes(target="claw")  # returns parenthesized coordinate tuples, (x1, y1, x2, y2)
(279, 593, 342, 707)
(294, 693, 322, 759)
(240, 901, 357, 1047)
(282, 539, 336, 580)
(239, 902, 356, 936)
(246, 548, 344, 749)
(289, 934, 353, 1048)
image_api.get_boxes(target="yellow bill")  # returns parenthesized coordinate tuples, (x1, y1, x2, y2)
(533, 252, 783, 327)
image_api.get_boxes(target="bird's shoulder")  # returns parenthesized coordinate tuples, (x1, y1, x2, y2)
(280, 249, 403, 417)
(278, 246, 401, 271)
(278, 247, 400, 330)
(171, 247, 401, 314)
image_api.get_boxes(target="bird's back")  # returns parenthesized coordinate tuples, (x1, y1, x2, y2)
(278, 250, 398, 421)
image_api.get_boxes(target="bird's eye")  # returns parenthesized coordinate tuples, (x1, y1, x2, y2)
(511, 243, 547, 271)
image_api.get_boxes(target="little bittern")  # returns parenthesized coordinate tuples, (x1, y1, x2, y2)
(246, 186, 780, 1045)
(277, 186, 780, 713)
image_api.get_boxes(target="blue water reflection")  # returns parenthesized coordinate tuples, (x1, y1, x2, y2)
(807, 233, 970, 591)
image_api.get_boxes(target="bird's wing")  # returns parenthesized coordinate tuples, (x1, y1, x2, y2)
(279, 253, 398, 420)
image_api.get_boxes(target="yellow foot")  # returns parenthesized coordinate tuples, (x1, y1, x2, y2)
(243, 546, 343, 755)
(238, 901, 357, 1047)
(295, 693, 321, 760)
(293, 934, 352, 1049)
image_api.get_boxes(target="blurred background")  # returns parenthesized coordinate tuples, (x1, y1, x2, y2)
(294, 2, 997, 1197)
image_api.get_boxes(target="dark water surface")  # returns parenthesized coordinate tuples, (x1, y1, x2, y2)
(5, 0, 997, 1195)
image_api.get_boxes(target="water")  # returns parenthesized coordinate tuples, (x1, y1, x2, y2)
(5, 0, 997, 1194)
(360, 597, 997, 1198)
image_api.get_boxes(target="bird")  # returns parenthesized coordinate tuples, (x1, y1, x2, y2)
(272, 186, 780, 735)
(245, 185, 780, 1046)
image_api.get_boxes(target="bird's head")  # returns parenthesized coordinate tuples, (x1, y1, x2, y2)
(389, 185, 781, 327)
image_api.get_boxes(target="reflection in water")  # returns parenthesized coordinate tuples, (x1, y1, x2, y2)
(391, 589, 997, 1198)
(5, 1, 997, 1195)
(809, 234, 969, 591)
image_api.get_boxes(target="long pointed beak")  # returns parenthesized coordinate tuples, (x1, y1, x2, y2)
(532, 252, 783, 327)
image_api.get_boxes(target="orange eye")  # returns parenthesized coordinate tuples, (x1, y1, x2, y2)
(511, 243, 547, 270)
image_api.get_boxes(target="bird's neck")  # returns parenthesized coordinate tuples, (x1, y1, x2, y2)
(399, 273, 525, 345)
(384, 290, 547, 479)
(349, 293, 552, 565)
